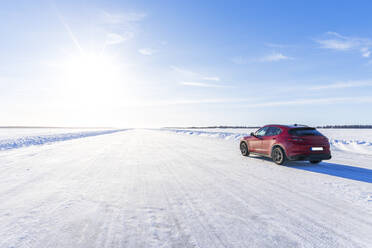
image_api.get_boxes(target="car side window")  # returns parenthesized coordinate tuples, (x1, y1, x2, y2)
(265, 127, 282, 136)
(256, 127, 268, 136)
(274, 127, 282, 135)
(265, 127, 275, 136)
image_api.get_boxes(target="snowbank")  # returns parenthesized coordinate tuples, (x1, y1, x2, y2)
(165, 129, 249, 140)
(0, 129, 127, 151)
(164, 129, 372, 155)
(331, 139, 372, 155)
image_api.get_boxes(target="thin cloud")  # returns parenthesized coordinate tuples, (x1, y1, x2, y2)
(119, 96, 372, 108)
(317, 39, 355, 50)
(310, 80, 372, 90)
(247, 97, 349, 107)
(245, 96, 372, 108)
(159, 98, 255, 105)
(171, 66, 220, 81)
(232, 53, 292, 64)
(231, 56, 248, 65)
(265, 43, 292, 48)
(361, 47, 371, 58)
(101, 11, 146, 47)
(102, 11, 146, 24)
(170, 66, 198, 77)
(106, 32, 133, 45)
(260, 52, 293, 62)
(316, 32, 372, 58)
(180, 82, 226, 88)
(117, 98, 257, 107)
(138, 48, 157, 55)
(202, 76, 220, 81)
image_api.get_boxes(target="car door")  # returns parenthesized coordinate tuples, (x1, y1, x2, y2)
(250, 127, 268, 153)
(261, 127, 280, 155)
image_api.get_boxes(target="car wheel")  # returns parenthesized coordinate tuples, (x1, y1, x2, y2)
(310, 160, 321, 164)
(240, 142, 249, 156)
(272, 147, 286, 165)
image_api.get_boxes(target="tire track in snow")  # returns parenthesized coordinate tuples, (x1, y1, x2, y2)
(2, 129, 371, 248)
(93, 134, 140, 248)
(138, 137, 199, 248)
(159, 159, 228, 248)
(156, 163, 200, 248)
(159, 131, 372, 247)
(161, 141, 304, 247)
(188, 153, 367, 246)
(0, 137, 116, 247)
(155, 136, 296, 247)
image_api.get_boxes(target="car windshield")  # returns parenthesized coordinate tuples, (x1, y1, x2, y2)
(289, 128, 323, 136)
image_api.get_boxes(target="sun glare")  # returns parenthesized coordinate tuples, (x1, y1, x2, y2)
(60, 52, 123, 107)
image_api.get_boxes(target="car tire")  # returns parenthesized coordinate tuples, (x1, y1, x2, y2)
(240, 142, 249, 156)
(272, 147, 286, 165)
(310, 160, 321, 164)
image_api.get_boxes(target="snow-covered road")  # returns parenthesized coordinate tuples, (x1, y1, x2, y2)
(0, 129, 371, 248)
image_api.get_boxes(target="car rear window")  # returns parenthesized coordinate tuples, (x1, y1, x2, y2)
(289, 128, 322, 136)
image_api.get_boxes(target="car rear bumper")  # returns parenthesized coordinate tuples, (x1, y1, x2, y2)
(288, 153, 331, 161)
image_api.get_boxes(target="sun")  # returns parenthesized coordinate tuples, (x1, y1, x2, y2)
(53, 49, 142, 126)
(59, 52, 123, 108)
(65, 53, 116, 83)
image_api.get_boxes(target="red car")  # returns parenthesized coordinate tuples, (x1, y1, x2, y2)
(240, 124, 331, 165)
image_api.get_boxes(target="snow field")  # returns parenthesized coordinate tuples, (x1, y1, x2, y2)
(0, 129, 371, 247)
(165, 128, 372, 155)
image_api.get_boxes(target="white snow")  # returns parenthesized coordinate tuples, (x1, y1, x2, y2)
(0, 128, 126, 150)
(171, 128, 372, 142)
(0, 128, 111, 140)
(165, 128, 372, 155)
(0, 129, 371, 247)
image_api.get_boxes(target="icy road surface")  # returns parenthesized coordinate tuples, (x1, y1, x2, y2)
(0, 129, 371, 248)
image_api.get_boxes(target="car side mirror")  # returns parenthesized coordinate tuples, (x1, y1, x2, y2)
(250, 132, 255, 137)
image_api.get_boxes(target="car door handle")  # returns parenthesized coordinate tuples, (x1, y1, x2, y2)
(273, 138, 276, 140)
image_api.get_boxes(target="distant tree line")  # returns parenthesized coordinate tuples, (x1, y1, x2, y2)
(165, 125, 372, 129)
(316, 125, 372, 129)
(165, 126, 260, 129)
(188, 126, 261, 129)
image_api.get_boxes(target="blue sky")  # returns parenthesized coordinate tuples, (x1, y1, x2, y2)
(1, 0, 372, 127)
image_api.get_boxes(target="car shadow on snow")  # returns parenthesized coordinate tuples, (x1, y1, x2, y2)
(290, 162, 372, 184)
(247, 155, 372, 183)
